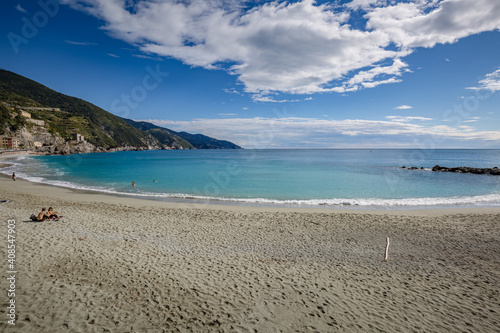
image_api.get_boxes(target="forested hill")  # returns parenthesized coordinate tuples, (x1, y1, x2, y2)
(122, 118, 241, 150)
(0, 69, 241, 152)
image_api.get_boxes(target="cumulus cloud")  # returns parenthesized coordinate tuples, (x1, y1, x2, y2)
(466, 68, 500, 92)
(365, 0, 500, 49)
(61, 0, 500, 100)
(346, 0, 382, 10)
(137, 116, 500, 148)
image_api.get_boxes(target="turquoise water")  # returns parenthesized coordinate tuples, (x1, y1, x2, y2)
(3, 149, 500, 207)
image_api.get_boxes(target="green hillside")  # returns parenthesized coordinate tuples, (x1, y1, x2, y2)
(0, 69, 152, 149)
(0, 69, 240, 150)
(122, 118, 241, 149)
(175, 131, 241, 149)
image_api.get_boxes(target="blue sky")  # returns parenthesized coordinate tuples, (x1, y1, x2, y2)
(1, 0, 500, 148)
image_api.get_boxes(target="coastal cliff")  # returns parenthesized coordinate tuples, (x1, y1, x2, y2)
(0, 70, 241, 154)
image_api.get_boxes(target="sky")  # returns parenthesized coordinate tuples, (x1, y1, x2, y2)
(1, 0, 500, 148)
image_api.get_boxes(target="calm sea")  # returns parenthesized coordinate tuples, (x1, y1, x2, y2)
(3, 149, 500, 208)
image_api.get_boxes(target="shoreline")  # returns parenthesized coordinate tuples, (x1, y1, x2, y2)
(2, 172, 500, 216)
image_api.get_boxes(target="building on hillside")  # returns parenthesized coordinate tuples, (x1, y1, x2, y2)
(72, 133, 85, 142)
(0, 137, 19, 149)
(33, 141, 42, 148)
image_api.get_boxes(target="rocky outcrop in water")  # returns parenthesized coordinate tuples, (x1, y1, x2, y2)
(401, 165, 500, 175)
(400, 166, 425, 170)
(431, 165, 500, 175)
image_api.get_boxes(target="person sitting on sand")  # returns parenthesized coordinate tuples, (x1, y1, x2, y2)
(47, 207, 61, 220)
(37, 208, 49, 222)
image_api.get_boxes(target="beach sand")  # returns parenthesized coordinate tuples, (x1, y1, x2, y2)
(0, 173, 499, 332)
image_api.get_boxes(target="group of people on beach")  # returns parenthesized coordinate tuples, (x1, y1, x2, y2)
(8, 170, 63, 222)
(34, 207, 61, 222)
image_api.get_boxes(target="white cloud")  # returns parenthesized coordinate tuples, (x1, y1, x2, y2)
(107, 53, 120, 58)
(223, 88, 242, 95)
(65, 40, 98, 46)
(132, 54, 162, 61)
(346, 0, 382, 10)
(466, 68, 500, 92)
(394, 105, 413, 110)
(343, 58, 410, 91)
(61, 0, 500, 100)
(458, 125, 475, 132)
(366, 0, 500, 49)
(15, 4, 27, 14)
(252, 94, 312, 103)
(137, 116, 500, 148)
(386, 116, 432, 122)
(462, 116, 480, 123)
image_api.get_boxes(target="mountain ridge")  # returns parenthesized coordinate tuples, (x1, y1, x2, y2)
(121, 118, 241, 150)
(0, 69, 241, 153)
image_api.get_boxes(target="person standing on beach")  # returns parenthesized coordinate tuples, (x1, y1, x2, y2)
(12, 172, 16, 181)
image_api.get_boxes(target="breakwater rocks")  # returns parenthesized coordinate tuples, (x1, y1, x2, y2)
(432, 165, 500, 175)
(401, 165, 500, 175)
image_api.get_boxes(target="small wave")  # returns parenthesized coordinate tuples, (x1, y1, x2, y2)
(142, 193, 500, 207)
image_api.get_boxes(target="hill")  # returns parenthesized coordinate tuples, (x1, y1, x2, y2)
(175, 131, 241, 149)
(0, 69, 240, 153)
(122, 118, 241, 150)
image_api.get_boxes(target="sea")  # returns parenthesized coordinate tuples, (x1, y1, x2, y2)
(2, 149, 500, 209)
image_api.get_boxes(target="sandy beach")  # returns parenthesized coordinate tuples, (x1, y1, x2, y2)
(0, 170, 499, 332)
